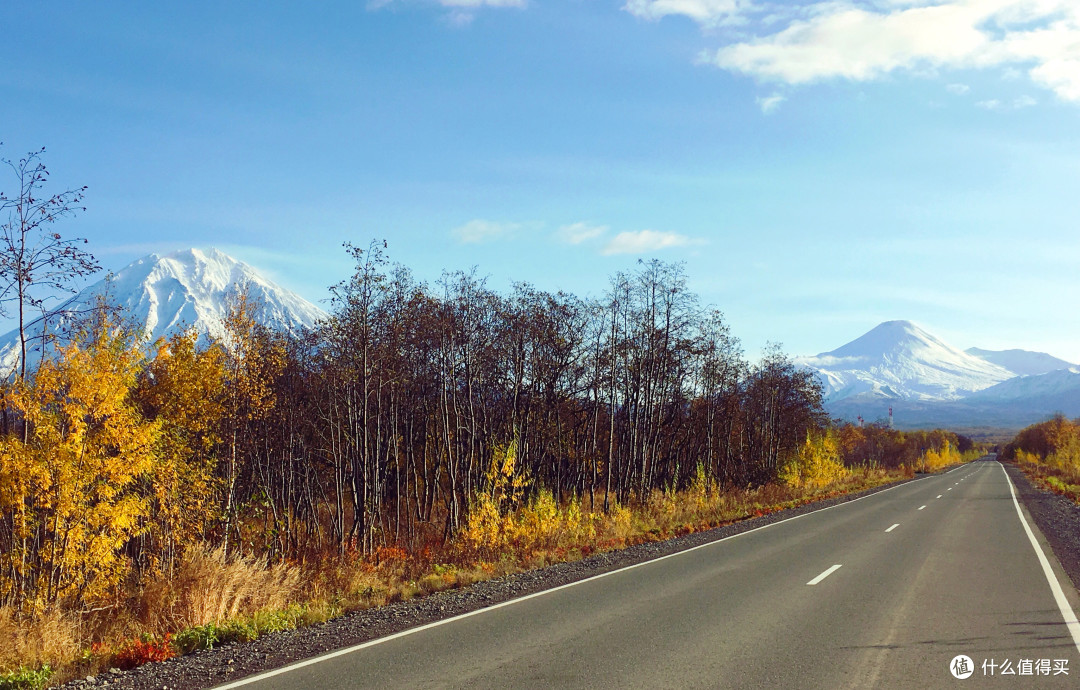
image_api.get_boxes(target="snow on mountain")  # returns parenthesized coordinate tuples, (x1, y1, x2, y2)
(966, 366, 1080, 404)
(795, 320, 1014, 403)
(964, 347, 1076, 377)
(0, 248, 326, 374)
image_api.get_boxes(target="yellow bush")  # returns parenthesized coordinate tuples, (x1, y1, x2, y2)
(1015, 449, 1042, 466)
(1046, 432, 1080, 473)
(779, 431, 848, 489)
(917, 440, 962, 473)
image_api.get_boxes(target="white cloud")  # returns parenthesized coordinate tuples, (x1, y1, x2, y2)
(946, 82, 970, 94)
(556, 222, 608, 244)
(756, 92, 786, 113)
(601, 229, 704, 255)
(686, 1, 1080, 103)
(451, 219, 520, 244)
(623, 0, 749, 28)
(977, 94, 1038, 109)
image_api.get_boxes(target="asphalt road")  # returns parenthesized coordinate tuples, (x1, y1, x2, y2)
(217, 459, 1080, 689)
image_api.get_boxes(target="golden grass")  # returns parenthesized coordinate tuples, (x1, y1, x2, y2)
(136, 546, 302, 631)
(0, 607, 82, 674)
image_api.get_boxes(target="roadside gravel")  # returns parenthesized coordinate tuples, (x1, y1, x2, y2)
(62, 460, 1080, 690)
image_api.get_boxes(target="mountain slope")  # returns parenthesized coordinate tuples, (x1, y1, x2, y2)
(966, 366, 1080, 404)
(0, 248, 326, 374)
(796, 320, 1014, 403)
(965, 347, 1076, 377)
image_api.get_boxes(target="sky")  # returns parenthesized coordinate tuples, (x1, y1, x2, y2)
(2, 0, 1080, 361)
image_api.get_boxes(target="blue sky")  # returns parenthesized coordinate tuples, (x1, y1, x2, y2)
(3, 0, 1080, 360)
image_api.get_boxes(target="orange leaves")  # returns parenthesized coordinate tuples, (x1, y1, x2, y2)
(110, 635, 175, 669)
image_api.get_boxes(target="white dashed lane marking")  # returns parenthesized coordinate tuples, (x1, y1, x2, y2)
(807, 565, 842, 586)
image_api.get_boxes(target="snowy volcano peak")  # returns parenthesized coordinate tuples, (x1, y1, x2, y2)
(796, 320, 1013, 403)
(0, 247, 327, 374)
(825, 320, 955, 361)
(95, 247, 326, 343)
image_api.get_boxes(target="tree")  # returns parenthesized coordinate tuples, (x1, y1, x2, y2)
(0, 309, 157, 612)
(220, 283, 286, 558)
(134, 329, 227, 575)
(0, 146, 100, 380)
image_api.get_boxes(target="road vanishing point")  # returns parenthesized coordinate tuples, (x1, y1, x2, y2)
(215, 458, 1080, 688)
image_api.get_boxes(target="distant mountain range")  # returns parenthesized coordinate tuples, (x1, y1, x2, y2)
(0, 248, 326, 375)
(796, 320, 1080, 429)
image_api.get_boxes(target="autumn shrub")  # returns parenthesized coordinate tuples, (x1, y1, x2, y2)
(1045, 431, 1080, 474)
(1006, 418, 1080, 502)
(110, 634, 174, 670)
(778, 431, 848, 489)
(915, 440, 962, 473)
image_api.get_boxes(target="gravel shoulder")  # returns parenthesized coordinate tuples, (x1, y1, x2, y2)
(66, 462, 1080, 690)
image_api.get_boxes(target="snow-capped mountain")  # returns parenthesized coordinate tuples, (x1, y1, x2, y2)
(966, 367, 1080, 405)
(0, 248, 326, 374)
(964, 347, 1076, 377)
(800, 320, 1080, 428)
(795, 320, 1014, 403)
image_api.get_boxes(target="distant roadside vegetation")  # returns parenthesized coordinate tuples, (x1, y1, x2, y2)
(1002, 415, 1080, 502)
(0, 150, 985, 687)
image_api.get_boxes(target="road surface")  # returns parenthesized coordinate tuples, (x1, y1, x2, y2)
(217, 459, 1080, 688)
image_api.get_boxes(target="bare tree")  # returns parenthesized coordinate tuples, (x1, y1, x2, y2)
(0, 146, 99, 379)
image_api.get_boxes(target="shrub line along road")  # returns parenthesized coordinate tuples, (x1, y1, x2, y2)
(214, 458, 1080, 689)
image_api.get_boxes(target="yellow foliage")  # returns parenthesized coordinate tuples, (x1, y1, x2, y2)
(1015, 449, 1042, 466)
(1046, 432, 1080, 473)
(137, 330, 228, 573)
(917, 440, 961, 473)
(464, 439, 532, 551)
(0, 320, 158, 611)
(483, 439, 529, 510)
(779, 431, 848, 489)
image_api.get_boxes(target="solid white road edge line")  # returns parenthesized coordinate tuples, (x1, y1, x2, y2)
(210, 469, 953, 689)
(998, 461, 1080, 655)
(807, 564, 843, 586)
(885, 524, 899, 533)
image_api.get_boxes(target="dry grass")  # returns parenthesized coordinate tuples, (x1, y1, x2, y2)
(0, 607, 82, 674)
(135, 546, 302, 631)
(2, 461, 951, 685)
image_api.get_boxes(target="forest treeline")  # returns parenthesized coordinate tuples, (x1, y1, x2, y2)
(1002, 415, 1080, 501)
(0, 241, 976, 616)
